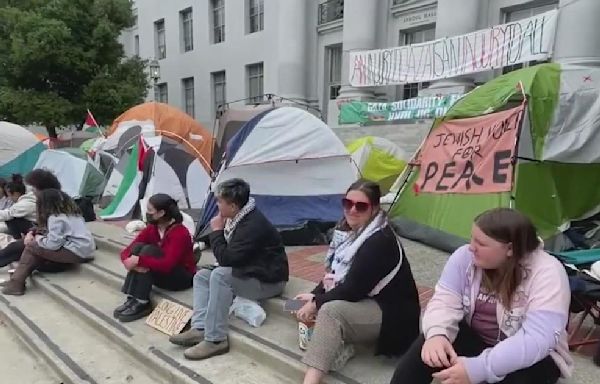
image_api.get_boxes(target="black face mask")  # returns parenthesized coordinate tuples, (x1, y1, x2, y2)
(146, 213, 159, 224)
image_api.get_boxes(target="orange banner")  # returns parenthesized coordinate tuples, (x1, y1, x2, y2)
(416, 105, 524, 194)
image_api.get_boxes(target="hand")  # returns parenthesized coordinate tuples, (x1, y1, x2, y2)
(421, 335, 457, 369)
(432, 359, 471, 384)
(23, 232, 35, 246)
(210, 214, 226, 231)
(123, 255, 140, 271)
(294, 293, 315, 302)
(296, 300, 317, 323)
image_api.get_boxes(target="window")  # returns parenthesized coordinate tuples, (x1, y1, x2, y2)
(502, 3, 557, 74)
(327, 45, 342, 100)
(247, 63, 264, 104)
(132, 9, 138, 28)
(180, 8, 194, 52)
(212, 0, 225, 44)
(182, 77, 195, 117)
(134, 35, 139, 56)
(155, 19, 166, 59)
(398, 26, 435, 99)
(154, 83, 168, 103)
(212, 71, 226, 112)
(248, 0, 264, 33)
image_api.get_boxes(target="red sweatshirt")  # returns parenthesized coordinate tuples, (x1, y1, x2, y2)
(120, 223, 197, 275)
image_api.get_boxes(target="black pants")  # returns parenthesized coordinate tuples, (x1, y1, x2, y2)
(5, 218, 34, 240)
(121, 243, 193, 301)
(390, 322, 561, 384)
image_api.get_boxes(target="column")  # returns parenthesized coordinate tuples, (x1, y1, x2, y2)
(427, 0, 480, 93)
(554, 0, 600, 66)
(276, 0, 308, 102)
(337, 0, 379, 100)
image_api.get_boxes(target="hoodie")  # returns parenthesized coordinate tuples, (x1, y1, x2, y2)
(0, 192, 37, 225)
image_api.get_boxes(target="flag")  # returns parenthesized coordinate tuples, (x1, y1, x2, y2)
(82, 109, 103, 135)
(138, 136, 149, 171)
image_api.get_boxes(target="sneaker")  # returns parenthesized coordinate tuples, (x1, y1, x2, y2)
(117, 300, 153, 322)
(330, 343, 356, 372)
(184, 339, 229, 360)
(1, 280, 25, 296)
(169, 328, 205, 347)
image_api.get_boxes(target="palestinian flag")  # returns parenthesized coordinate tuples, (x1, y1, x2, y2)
(100, 137, 146, 220)
(83, 109, 103, 135)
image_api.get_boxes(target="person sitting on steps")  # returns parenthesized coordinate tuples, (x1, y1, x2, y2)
(0, 178, 13, 210)
(296, 180, 421, 384)
(114, 194, 196, 322)
(1, 189, 95, 295)
(170, 178, 289, 361)
(389, 208, 573, 384)
(0, 174, 37, 240)
(0, 170, 63, 270)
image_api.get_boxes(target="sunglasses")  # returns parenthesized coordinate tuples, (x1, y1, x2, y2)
(341, 198, 371, 213)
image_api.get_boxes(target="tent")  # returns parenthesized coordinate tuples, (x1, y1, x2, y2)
(197, 107, 358, 245)
(100, 136, 211, 221)
(105, 102, 213, 169)
(0, 122, 46, 178)
(347, 136, 408, 194)
(54, 130, 100, 149)
(389, 63, 600, 252)
(33, 148, 105, 199)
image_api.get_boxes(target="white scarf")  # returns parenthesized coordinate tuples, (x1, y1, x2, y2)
(224, 197, 256, 242)
(327, 212, 403, 296)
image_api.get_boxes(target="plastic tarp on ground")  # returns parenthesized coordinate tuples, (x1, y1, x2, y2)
(33, 148, 105, 199)
(0, 122, 46, 178)
(198, 107, 358, 244)
(390, 63, 600, 251)
(347, 136, 407, 194)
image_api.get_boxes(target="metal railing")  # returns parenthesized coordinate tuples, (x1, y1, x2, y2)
(318, 0, 344, 25)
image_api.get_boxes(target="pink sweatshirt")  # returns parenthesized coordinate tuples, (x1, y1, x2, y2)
(422, 245, 573, 384)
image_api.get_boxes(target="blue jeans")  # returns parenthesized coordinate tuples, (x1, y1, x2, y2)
(190, 267, 285, 342)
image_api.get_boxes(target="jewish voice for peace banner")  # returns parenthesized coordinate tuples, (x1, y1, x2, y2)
(349, 9, 558, 87)
(415, 105, 525, 194)
(338, 94, 462, 124)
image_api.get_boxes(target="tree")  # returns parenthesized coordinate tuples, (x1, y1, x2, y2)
(0, 0, 148, 137)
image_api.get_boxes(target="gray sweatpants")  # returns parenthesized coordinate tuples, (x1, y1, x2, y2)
(190, 266, 285, 342)
(302, 299, 382, 372)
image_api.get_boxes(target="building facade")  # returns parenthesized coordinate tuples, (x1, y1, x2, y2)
(122, 0, 600, 141)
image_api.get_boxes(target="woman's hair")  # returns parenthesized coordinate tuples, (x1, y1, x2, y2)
(5, 174, 26, 195)
(215, 178, 250, 209)
(475, 208, 540, 308)
(25, 169, 62, 191)
(338, 180, 383, 232)
(36, 189, 81, 228)
(149, 193, 183, 224)
(0, 178, 6, 197)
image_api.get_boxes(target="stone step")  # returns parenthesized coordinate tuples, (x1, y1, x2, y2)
(32, 270, 297, 384)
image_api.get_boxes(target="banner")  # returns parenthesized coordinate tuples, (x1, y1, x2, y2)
(416, 105, 524, 194)
(350, 9, 558, 87)
(339, 94, 462, 124)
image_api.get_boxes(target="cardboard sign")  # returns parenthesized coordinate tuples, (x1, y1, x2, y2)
(145, 299, 193, 336)
(416, 105, 524, 194)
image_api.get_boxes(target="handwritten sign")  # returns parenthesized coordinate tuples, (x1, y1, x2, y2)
(416, 105, 524, 194)
(145, 299, 193, 336)
(350, 10, 558, 87)
(339, 94, 463, 124)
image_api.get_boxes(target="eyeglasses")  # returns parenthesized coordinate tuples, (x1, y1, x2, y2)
(341, 198, 370, 213)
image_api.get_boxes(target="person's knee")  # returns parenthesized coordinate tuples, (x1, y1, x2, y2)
(137, 244, 162, 258)
(209, 267, 232, 284)
(193, 268, 212, 288)
(318, 300, 347, 322)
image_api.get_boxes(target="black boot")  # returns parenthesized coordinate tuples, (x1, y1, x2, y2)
(117, 300, 153, 322)
(113, 297, 136, 318)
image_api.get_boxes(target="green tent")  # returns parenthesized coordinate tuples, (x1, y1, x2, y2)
(390, 63, 600, 251)
(347, 136, 407, 194)
(33, 148, 106, 199)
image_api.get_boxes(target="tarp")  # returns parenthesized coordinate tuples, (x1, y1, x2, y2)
(347, 136, 407, 194)
(390, 63, 600, 251)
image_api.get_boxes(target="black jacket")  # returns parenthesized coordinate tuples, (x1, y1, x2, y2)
(209, 209, 289, 283)
(313, 225, 420, 356)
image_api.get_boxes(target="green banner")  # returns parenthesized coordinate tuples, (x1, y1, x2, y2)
(339, 94, 463, 125)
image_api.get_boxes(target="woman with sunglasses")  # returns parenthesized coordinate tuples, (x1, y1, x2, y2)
(295, 180, 421, 384)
